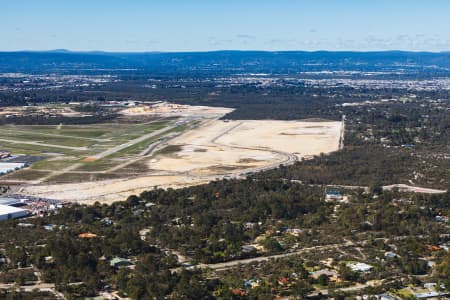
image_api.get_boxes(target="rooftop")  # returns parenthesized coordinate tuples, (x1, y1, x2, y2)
(110, 257, 132, 267)
(326, 190, 342, 195)
(0, 204, 27, 216)
(415, 292, 449, 299)
(0, 197, 23, 206)
(347, 262, 373, 272)
(78, 232, 97, 238)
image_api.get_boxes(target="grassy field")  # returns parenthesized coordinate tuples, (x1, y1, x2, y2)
(0, 124, 112, 138)
(75, 159, 119, 172)
(31, 158, 81, 171)
(0, 118, 179, 182)
(1, 169, 51, 181)
(0, 130, 94, 147)
(0, 141, 81, 156)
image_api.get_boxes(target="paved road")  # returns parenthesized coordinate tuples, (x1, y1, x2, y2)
(106, 119, 199, 172)
(89, 122, 180, 160)
(104, 136, 176, 173)
(173, 232, 450, 273)
(0, 282, 55, 292)
(308, 280, 383, 297)
(1, 129, 111, 142)
(339, 115, 345, 150)
(210, 121, 243, 144)
(288, 180, 447, 195)
(173, 240, 354, 272)
(383, 184, 447, 194)
(33, 162, 84, 184)
(0, 282, 65, 299)
(139, 136, 172, 156)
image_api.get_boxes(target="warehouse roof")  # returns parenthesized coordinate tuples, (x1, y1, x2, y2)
(0, 204, 27, 216)
(0, 197, 22, 206)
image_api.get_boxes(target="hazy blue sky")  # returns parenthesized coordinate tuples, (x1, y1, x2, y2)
(1, 0, 450, 52)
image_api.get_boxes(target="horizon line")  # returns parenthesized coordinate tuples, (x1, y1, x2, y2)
(1, 49, 450, 54)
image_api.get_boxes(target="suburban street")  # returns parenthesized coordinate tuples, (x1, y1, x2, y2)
(172, 240, 354, 272)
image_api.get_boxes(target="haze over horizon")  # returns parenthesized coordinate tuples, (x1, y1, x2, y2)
(2, 0, 450, 52)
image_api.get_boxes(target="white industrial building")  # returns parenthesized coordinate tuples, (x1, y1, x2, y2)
(0, 197, 24, 207)
(0, 204, 29, 221)
(0, 162, 27, 175)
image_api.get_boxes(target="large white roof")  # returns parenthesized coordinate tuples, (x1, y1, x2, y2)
(0, 162, 26, 174)
(347, 262, 373, 272)
(0, 162, 26, 168)
(0, 204, 27, 215)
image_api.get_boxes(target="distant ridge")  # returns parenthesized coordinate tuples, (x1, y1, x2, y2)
(4, 49, 449, 54)
(0, 50, 449, 74)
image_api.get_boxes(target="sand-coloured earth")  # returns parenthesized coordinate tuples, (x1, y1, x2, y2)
(19, 109, 343, 204)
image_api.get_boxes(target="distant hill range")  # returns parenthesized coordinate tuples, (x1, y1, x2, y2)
(0, 50, 449, 75)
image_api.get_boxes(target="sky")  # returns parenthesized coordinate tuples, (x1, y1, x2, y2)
(1, 0, 450, 52)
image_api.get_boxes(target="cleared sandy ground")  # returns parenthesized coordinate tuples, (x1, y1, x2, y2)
(20, 175, 212, 204)
(121, 102, 233, 118)
(149, 120, 286, 176)
(216, 120, 341, 157)
(151, 145, 281, 175)
(20, 119, 342, 204)
(150, 120, 341, 175)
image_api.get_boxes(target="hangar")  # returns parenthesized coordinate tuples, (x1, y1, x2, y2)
(0, 197, 24, 207)
(0, 162, 27, 175)
(0, 204, 29, 221)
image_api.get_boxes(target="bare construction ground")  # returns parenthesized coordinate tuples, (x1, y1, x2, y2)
(18, 113, 342, 204)
(150, 120, 341, 176)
